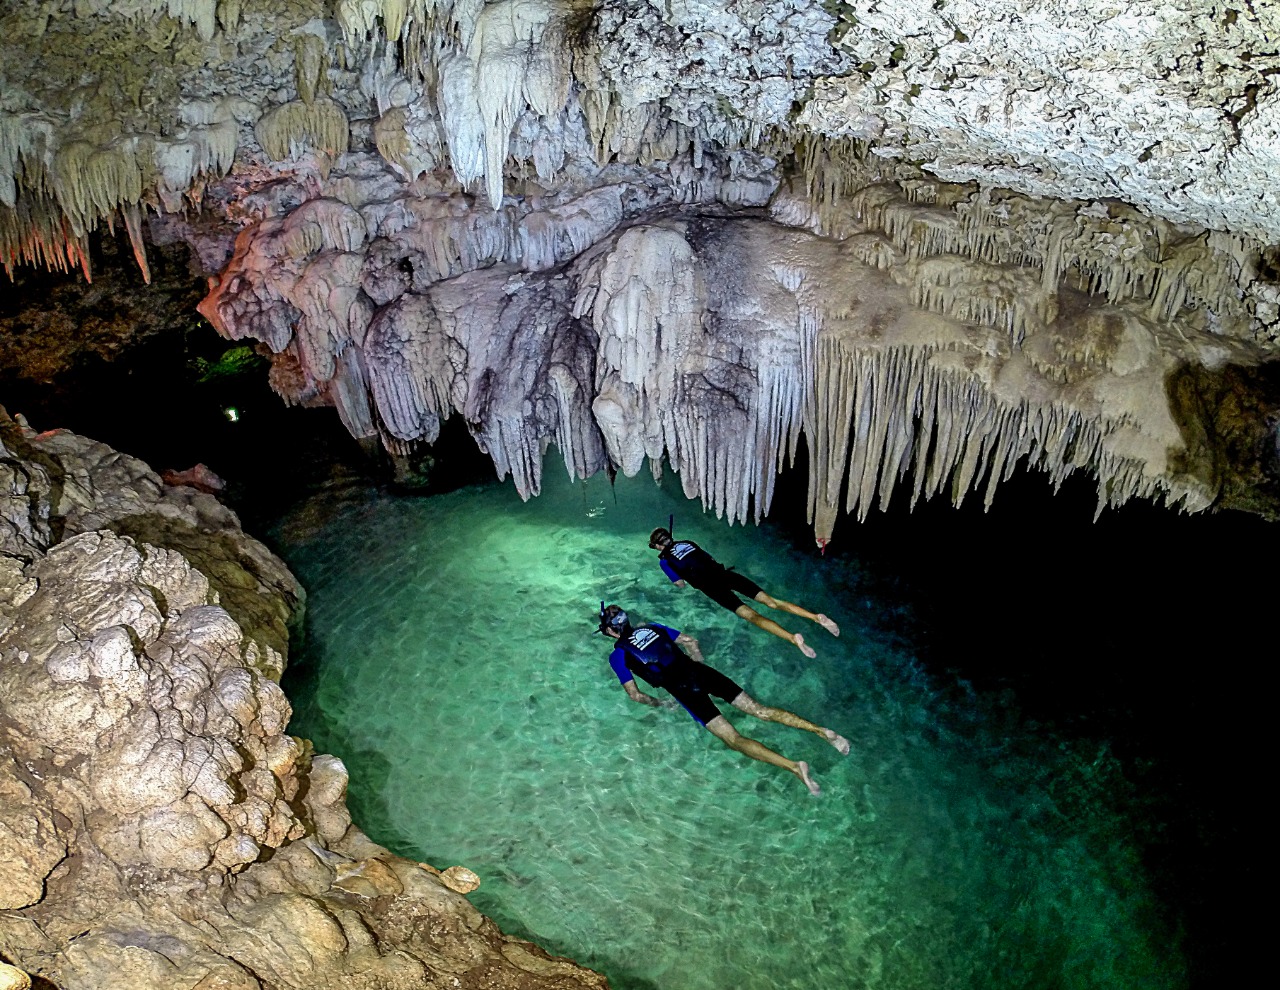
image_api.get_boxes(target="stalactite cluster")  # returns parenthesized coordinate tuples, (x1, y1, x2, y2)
(1, 0, 1278, 532)
(196, 157, 1264, 539)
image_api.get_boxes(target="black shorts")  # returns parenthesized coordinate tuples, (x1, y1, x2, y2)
(665, 663, 745, 726)
(691, 568, 763, 613)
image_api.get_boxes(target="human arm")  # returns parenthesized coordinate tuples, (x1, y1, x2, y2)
(658, 559, 687, 587)
(609, 648, 664, 707)
(622, 679, 665, 707)
(674, 632, 705, 663)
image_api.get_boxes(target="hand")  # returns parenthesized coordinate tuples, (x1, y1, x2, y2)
(674, 579, 687, 588)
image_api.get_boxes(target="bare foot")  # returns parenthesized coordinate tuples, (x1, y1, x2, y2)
(796, 761, 821, 796)
(817, 614, 840, 637)
(823, 728, 850, 755)
(795, 633, 816, 659)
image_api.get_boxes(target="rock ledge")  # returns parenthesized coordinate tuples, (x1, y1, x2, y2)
(0, 408, 605, 990)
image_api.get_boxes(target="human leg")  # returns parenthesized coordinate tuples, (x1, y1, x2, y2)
(730, 691, 850, 755)
(733, 604, 816, 658)
(751, 589, 840, 637)
(704, 716, 820, 795)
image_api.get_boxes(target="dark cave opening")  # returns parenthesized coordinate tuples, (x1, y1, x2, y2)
(767, 437, 1267, 990)
(0, 228, 496, 530)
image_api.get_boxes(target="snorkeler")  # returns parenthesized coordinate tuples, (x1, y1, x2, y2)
(647, 527, 839, 658)
(597, 604, 849, 796)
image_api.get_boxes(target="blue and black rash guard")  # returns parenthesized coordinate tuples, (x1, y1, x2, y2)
(658, 540, 719, 585)
(608, 623, 686, 689)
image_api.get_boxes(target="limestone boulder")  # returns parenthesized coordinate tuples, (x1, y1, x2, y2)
(0, 410, 608, 989)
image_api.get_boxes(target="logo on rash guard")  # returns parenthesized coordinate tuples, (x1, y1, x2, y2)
(629, 628, 660, 650)
(670, 542, 697, 560)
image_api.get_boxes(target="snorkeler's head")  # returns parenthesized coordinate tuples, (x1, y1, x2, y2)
(648, 527, 672, 550)
(598, 603, 630, 637)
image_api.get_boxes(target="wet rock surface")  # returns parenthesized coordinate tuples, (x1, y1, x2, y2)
(0, 409, 607, 990)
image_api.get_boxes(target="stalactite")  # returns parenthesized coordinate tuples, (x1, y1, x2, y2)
(580, 217, 1211, 540)
(295, 34, 329, 105)
(369, 193, 521, 284)
(907, 256, 1057, 344)
(120, 203, 151, 285)
(516, 186, 626, 273)
(290, 251, 372, 382)
(336, 0, 462, 56)
(336, 0, 388, 43)
(424, 268, 607, 496)
(434, 0, 571, 209)
(216, 0, 242, 34)
(155, 113, 239, 209)
(254, 100, 350, 163)
(798, 136, 878, 230)
(84, 0, 222, 41)
(51, 141, 143, 236)
(0, 196, 92, 279)
(280, 199, 367, 257)
(363, 293, 446, 444)
(374, 108, 413, 174)
(585, 223, 706, 479)
(0, 116, 25, 212)
(785, 179, 1265, 340)
(801, 337, 1188, 539)
(328, 344, 378, 439)
(2, 95, 236, 277)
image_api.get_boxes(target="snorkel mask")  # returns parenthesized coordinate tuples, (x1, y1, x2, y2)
(598, 602, 628, 635)
(648, 527, 672, 550)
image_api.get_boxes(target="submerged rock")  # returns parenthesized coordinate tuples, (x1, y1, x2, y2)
(0, 408, 607, 990)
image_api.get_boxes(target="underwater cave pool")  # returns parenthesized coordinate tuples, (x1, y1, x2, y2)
(275, 462, 1188, 990)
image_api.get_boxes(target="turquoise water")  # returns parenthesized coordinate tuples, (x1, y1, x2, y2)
(276, 461, 1184, 990)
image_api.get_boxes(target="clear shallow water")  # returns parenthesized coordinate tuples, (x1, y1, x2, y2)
(275, 461, 1184, 990)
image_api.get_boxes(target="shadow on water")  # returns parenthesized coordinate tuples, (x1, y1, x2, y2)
(285, 656, 419, 856)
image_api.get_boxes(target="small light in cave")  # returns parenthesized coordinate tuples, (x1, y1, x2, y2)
(223, 407, 240, 422)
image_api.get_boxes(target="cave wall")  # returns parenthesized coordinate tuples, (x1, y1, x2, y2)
(1, 1, 1279, 527)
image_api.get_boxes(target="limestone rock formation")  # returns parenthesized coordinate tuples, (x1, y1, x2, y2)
(0, 962, 30, 990)
(0, 409, 607, 990)
(2, 1, 1279, 535)
(197, 163, 1278, 537)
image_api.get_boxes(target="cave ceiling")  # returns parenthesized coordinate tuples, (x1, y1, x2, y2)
(2, 0, 1279, 533)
